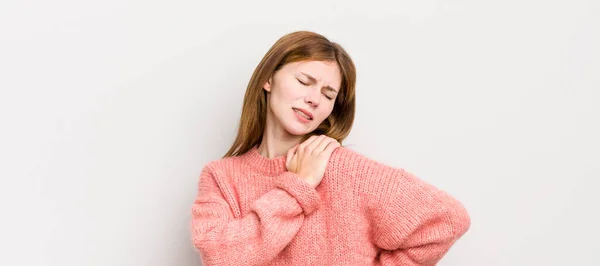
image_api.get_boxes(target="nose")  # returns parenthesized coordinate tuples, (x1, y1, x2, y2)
(305, 88, 320, 107)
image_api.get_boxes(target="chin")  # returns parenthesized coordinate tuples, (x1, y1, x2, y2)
(283, 125, 311, 136)
(282, 121, 315, 136)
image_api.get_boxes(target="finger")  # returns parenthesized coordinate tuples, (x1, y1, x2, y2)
(323, 139, 341, 155)
(299, 135, 320, 156)
(315, 137, 333, 154)
(289, 143, 299, 154)
(286, 144, 298, 167)
(301, 135, 320, 147)
(307, 135, 327, 154)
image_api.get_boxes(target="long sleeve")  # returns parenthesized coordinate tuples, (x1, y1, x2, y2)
(190, 164, 321, 266)
(371, 168, 471, 266)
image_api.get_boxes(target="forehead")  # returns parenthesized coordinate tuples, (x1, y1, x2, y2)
(286, 60, 341, 86)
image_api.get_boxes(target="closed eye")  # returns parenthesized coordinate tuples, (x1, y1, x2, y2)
(297, 79, 308, 85)
(298, 78, 334, 100)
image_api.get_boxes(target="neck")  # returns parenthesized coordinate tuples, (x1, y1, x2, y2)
(258, 113, 303, 159)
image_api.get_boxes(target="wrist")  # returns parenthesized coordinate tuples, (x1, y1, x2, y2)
(304, 177, 318, 188)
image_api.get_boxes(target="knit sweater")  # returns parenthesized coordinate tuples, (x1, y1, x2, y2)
(190, 145, 471, 266)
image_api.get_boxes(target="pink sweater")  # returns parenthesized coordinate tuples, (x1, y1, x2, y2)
(190, 145, 470, 265)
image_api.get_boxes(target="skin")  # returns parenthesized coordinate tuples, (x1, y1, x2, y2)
(259, 60, 343, 187)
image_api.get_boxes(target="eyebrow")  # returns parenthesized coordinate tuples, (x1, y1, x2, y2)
(300, 72, 339, 93)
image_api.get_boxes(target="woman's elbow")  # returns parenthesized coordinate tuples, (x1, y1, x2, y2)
(447, 200, 471, 240)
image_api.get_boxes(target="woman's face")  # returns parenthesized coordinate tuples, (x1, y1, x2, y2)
(263, 60, 342, 136)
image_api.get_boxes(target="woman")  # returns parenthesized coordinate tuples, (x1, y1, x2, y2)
(190, 30, 471, 265)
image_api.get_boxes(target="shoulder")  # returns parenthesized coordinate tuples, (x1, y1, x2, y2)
(329, 146, 431, 199)
(199, 155, 243, 179)
(329, 146, 407, 178)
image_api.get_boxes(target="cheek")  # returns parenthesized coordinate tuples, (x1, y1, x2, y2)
(275, 85, 302, 103)
(316, 104, 335, 120)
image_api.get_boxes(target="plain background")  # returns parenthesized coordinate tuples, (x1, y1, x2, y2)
(1, 0, 598, 265)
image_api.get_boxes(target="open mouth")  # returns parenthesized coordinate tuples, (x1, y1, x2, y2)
(293, 108, 313, 120)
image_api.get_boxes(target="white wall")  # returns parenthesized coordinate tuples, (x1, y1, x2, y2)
(1, 0, 598, 265)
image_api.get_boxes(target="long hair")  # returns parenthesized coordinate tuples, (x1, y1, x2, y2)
(223, 31, 357, 158)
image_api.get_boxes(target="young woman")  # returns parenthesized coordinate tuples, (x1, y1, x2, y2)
(190, 31, 471, 265)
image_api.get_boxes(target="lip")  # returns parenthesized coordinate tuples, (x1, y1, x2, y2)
(292, 107, 314, 120)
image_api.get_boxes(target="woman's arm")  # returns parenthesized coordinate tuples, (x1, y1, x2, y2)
(371, 168, 471, 266)
(190, 163, 320, 266)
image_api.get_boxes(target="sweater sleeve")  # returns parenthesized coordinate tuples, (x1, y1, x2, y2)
(371, 168, 471, 266)
(190, 164, 321, 266)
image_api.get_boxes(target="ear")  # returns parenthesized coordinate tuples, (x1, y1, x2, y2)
(263, 77, 272, 92)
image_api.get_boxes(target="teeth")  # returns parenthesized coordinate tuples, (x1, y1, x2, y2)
(295, 109, 311, 120)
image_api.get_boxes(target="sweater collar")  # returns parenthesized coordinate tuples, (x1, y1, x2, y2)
(239, 145, 288, 175)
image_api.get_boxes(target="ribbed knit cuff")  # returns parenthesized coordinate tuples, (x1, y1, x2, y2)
(274, 171, 321, 215)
